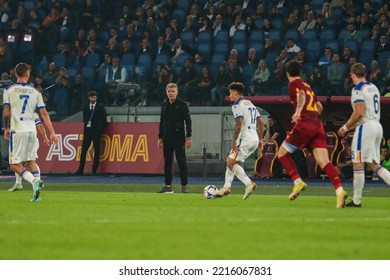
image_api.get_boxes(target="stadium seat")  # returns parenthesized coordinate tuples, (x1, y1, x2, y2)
(172, 8, 186, 26)
(53, 53, 67, 68)
(213, 42, 228, 57)
(248, 42, 264, 58)
(268, 29, 282, 46)
(242, 64, 256, 93)
(231, 29, 247, 45)
(230, 42, 246, 64)
(210, 52, 226, 65)
(214, 29, 229, 46)
(271, 17, 283, 30)
(249, 29, 264, 45)
(196, 42, 211, 63)
(254, 140, 279, 178)
(301, 29, 317, 45)
(84, 53, 102, 68)
(378, 51, 390, 71)
(305, 41, 321, 62)
(344, 40, 359, 57)
(336, 132, 354, 166)
(180, 30, 195, 50)
(154, 53, 170, 66)
(121, 53, 135, 66)
(197, 30, 213, 46)
(283, 28, 299, 45)
(320, 28, 336, 49)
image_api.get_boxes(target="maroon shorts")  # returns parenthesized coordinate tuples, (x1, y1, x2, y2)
(285, 121, 327, 151)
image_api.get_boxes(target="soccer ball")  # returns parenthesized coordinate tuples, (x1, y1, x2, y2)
(203, 185, 218, 199)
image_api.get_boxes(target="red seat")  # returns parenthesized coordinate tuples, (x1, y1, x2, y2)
(254, 140, 278, 178)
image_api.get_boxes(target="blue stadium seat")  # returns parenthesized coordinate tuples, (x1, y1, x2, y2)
(284, 28, 299, 44)
(197, 30, 213, 45)
(378, 51, 390, 71)
(154, 53, 170, 66)
(172, 8, 186, 27)
(231, 29, 247, 45)
(230, 42, 247, 64)
(213, 42, 228, 57)
(248, 42, 264, 58)
(84, 53, 102, 68)
(344, 40, 360, 57)
(249, 29, 264, 45)
(324, 40, 339, 54)
(320, 28, 336, 49)
(305, 41, 321, 62)
(211, 53, 226, 65)
(196, 42, 212, 63)
(53, 53, 67, 68)
(271, 17, 283, 30)
(268, 29, 282, 46)
(180, 30, 195, 50)
(121, 53, 135, 66)
(301, 29, 317, 45)
(214, 29, 229, 46)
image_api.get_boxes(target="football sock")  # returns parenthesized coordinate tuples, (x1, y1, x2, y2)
(223, 167, 234, 189)
(15, 172, 22, 184)
(376, 166, 390, 185)
(323, 162, 342, 189)
(278, 154, 301, 182)
(21, 169, 36, 185)
(232, 164, 251, 186)
(353, 167, 365, 205)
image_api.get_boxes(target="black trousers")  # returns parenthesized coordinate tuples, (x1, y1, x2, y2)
(78, 128, 102, 173)
(163, 134, 188, 186)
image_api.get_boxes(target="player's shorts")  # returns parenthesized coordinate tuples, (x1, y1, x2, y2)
(283, 120, 327, 153)
(9, 131, 38, 164)
(229, 138, 259, 162)
(352, 121, 383, 164)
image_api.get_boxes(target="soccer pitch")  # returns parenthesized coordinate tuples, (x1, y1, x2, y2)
(1, 180, 390, 260)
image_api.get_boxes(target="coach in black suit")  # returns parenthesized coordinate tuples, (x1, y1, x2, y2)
(376, 34, 390, 59)
(76, 91, 107, 175)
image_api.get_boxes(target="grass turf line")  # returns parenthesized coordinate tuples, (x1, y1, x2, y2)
(1, 183, 390, 260)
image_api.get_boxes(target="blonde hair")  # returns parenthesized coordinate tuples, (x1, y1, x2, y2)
(166, 82, 178, 90)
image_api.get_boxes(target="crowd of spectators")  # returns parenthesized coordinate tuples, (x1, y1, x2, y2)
(1, 0, 390, 119)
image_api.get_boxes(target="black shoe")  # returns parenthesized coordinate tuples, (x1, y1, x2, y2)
(75, 170, 83, 175)
(157, 186, 173, 193)
(181, 186, 188, 193)
(345, 200, 362, 207)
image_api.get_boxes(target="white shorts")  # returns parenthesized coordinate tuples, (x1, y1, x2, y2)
(352, 121, 383, 164)
(9, 131, 38, 164)
(229, 138, 259, 162)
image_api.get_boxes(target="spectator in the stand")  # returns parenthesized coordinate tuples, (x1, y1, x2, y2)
(274, 48, 290, 67)
(211, 64, 229, 106)
(318, 47, 334, 65)
(195, 65, 212, 106)
(376, 34, 390, 59)
(265, 115, 286, 178)
(163, 25, 176, 47)
(149, 65, 173, 106)
(344, 55, 358, 95)
(181, 15, 197, 35)
(285, 38, 301, 53)
(327, 53, 346, 96)
(344, 22, 362, 45)
(43, 62, 59, 85)
(198, 16, 212, 33)
(170, 39, 190, 66)
(69, 74, 85, 113)
(52, 75, 71, 118)
(153, 35, 172, 58)
(253, 3, 268, 19)
(123, 24, 141, 47)
(55, 67, 69, 86)
(262, 18, 272, 37)
(135, 38, 153, 62)
(229, 14, 245, 38)
(212, 14, 225, 37)
(282, 12, 299, 33)
(309, 64, 326, 96)
(117, 17, 128, 41)
(245, 15, 257, 37)
(205, 4, 217, 22)
(251, 59, 270, 95)
(262, 35, 279, 59)
(298, 10, 318, 35)
(358, 11, 373, 30)
(176, 59, 198, 104)
(82, 39, 103, 66)
(245, 47, 258, 66)
(105, 37, 120, 58)
(321, 1, 333, 19)
(105, 56, 128, 106)
(58, 6, 76, 44)
(340, 47, 352, 63)
(80, 0, 99, 30)
(269, 61, 287, 95)
(39, 7, 61, 53)
(367, 59, 383, 88)
(28, 9, 42, 30)
(226, 59, 243, 84)
(119, 39, 135, 58)
(381, 145, 390, 171)
(145, 16, 160, 41)
(0, 37, 11, 74)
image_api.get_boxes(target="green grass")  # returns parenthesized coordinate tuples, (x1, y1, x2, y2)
(1, 183, 390, 260)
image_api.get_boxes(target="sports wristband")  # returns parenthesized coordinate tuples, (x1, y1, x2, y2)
(341, 124, 348, 132)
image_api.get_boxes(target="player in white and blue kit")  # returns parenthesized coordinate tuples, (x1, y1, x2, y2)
(338, 63, 390, 207)
(2, 63, 58, 202)
(215, 82, 264, 199)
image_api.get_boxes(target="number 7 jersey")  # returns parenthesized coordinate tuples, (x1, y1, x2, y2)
(3, 82, 45, 132)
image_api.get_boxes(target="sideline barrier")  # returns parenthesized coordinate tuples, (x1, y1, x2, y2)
(37, 122, 164, 174)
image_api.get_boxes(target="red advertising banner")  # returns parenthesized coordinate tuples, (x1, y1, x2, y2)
(37, 122, 164, 174)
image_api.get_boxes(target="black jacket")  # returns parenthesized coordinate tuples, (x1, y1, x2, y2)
(83, 102, 107, 134)
(158, 99, 192, 139)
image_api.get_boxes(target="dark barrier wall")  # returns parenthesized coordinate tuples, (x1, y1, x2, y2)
(37, 122, 164, 174)
(246, 96, 390, 141)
